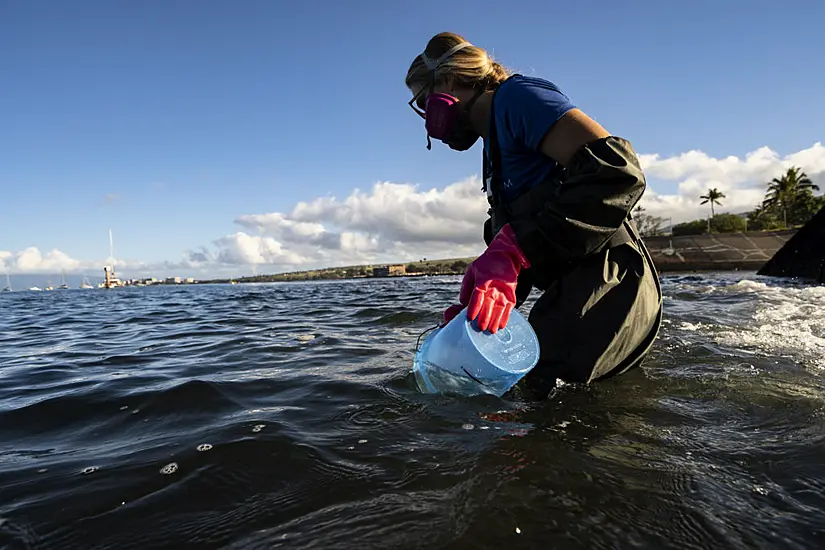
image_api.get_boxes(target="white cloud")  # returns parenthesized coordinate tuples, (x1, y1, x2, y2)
(183, 176, 491, 274)
(212, 232, 308, 266)
(3, 247, 83, 273)
(637, 142, 825, 222)
(288, 178, 487, 245)
(5, 143, 824, 278)
(0, 247, 149, 276)
(234, 178, 488, 248)
(195, 142, 824, 273)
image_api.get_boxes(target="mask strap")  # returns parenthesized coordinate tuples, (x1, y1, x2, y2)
(464, 87, 484, 110)
(421, 42, 472, 71)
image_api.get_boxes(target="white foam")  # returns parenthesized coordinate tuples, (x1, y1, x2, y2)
(728, 280, 771, 292)
(714, 280, 825, 369)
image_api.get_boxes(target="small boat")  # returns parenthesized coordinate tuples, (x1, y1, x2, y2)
(2, 273, 10, 292)
(79, 276, 94, 289)
(28, 286, 42, 291)
(101, 229, 123, 289)
(58, 271, 69, 290)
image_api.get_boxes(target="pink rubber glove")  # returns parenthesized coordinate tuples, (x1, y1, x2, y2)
(441, 223, 531, 333)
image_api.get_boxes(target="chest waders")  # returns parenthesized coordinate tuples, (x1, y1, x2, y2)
(482, 78, 664, 396)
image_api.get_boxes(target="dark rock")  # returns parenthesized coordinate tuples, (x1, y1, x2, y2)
(757, 205, 825, 283)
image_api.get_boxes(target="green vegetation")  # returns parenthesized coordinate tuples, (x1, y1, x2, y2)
(671, 213, 748, 236)
(201, 257, 476, 284)
(634, 166, 823, 237)
(404, 258, 473, 275)
(632, 205, 665, 236)
(762, 166, 820, 228)
(243, 265, 373, 282)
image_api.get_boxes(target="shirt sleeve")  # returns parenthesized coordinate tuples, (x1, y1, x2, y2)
(498, 77, 577, 151)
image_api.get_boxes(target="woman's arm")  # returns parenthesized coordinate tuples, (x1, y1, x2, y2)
(497, 78, 646, 272)
(496, 78, 609, 166)
(537, 108, 610, 166)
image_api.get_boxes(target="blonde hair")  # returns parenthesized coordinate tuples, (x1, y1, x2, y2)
(405, 32, 510, 92)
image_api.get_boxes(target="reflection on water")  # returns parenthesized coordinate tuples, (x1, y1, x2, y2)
(0, 273, 823, 549)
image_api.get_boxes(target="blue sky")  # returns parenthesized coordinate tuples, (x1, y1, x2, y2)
(2, 0, 824, 280)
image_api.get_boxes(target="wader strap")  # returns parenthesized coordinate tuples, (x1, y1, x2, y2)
(483, 76, 641, 292)
(483, 76, 520, 209)
(484, 74, 635, 253)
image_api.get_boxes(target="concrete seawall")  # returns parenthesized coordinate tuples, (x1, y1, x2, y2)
(641, 230, 797, 273)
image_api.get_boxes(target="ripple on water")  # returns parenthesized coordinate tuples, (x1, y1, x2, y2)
(1, 275, 825, 548)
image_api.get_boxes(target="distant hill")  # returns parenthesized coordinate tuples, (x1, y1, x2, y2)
(201, 256, 477, 284)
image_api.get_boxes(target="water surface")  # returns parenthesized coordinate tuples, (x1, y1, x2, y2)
(1, 273, 824, 549)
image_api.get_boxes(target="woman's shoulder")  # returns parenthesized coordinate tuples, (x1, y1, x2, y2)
(493, 75, 577, 151)
(497, 74, 572, 104)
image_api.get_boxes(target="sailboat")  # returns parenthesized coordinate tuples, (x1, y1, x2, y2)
(101, 229, 123, 289)
(58, 270, 69, 290)
(79, 275, 94, 289)
(2, 273, 11, 292)
(44, 280, 54, 291)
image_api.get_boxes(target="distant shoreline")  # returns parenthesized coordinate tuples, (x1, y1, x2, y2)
(196, 229, 798, 285)
(195, 271, 458, 285)
(6, 229, 793, 290)
(194, 265, 770, 286)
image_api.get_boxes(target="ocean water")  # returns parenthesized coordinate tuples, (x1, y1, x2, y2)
(1, 273, 824, 549)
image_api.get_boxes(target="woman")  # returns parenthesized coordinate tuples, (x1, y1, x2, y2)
(405, 32, 663, 397)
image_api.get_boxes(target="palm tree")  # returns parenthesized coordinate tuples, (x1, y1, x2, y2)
(762, 166, 819, 228)
(699, 188, 725, 232)
(699, 188, 725, 217)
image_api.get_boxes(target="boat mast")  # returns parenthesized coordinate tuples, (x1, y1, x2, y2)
(109, 228, 115, 279)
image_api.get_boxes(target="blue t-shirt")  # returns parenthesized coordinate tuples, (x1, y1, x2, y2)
(483, 75, 577, 203)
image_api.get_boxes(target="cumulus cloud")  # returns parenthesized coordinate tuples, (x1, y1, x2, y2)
(213, 232, 309, 266)
(2, 247, 83, 273)
(0, 247, 150, 276)
(235, 178, 488, 247)
(637, 142, 825, 222)
(7, 143, 824, 278)
(289, 179, 487, 245)
(194, 142, 824, 273)
(182, 176, 491, 274)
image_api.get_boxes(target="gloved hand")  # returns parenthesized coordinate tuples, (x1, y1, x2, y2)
(441, 223, 531, 333)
